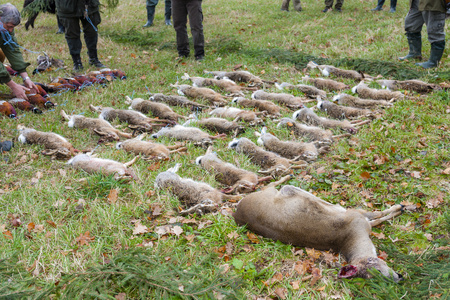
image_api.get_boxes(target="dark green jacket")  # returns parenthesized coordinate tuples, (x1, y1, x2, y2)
(55, 0, 100, 18)
(412, 0, 446, 12)
(0, 30, 30, 84)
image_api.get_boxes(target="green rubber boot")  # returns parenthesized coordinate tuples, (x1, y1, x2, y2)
(143, 6, 155, 27)
(416, 41, 445, 69)
(399, 32, 422, 61)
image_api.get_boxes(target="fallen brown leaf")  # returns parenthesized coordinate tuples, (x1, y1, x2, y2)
(274, 287, 287, 299)
(264, 272, 283, 286)
(171, 225, 183, 237)
(305, 248, 321, 260)
(75, 231, 95, 246)
(115, 293, 126, 300)
(185, 234, 195, 242)
(227, 231, 239, 240)
(310, 267, 322, 286)
(290, 280, 301, 290)
(133, 222, 148, 235)
(147, 161, 161, 171)
(3, 230, 13, 239)
(27, 222, 35, 232)
(107, 189, 119, 204)
(46, 220, 57, 228)
(371, 231, 386, 239)
(378, 250, 388, 260)
(360, 171, 371, 180)
(246, 232, 260, 244)
(426, 196, 444, 208)
(33, 225, 45, 233)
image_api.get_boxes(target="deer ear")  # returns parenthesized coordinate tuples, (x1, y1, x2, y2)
(338, 265, 358, 279)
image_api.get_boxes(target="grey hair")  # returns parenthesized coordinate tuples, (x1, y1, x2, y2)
(0, 3, 21, 26)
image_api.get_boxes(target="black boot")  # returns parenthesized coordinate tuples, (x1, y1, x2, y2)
(416, 41, 445, 69)
(399, 32, 422, 61)
(87, 49, 106, 68)
(89, 57, 106, 68)
(371, 0, 383, 11)
(143, 6, 155, 27)
(72, 54, 83, 71)
(390, 0, 397, 12)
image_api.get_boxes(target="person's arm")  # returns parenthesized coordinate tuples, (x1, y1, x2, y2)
(1, 32, 36, 99)
(5, 78, 30, 100)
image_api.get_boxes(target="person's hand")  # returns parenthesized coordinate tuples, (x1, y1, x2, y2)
(6, 80, 30, 100)
(23, 77, 38, 94)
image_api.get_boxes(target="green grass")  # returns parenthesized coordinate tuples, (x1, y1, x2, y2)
(1, 0, 449, 298)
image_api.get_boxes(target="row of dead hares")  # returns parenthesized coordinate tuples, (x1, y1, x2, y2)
(15, 65, 425, 182)
(15, 66, 437, 283)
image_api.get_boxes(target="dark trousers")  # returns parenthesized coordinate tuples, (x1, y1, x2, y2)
(172, 0, 204, 57)
(147, 0, 172, 20)
(59, 12, 101, 57)
(376, 0, 397, 8)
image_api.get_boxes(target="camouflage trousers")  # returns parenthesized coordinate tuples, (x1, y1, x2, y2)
(324, 0, 343, 9)
(281, 0, 302, 11)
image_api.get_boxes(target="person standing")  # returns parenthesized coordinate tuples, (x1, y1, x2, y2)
(172, 0, 205, 60)
(55, 0, 105, 71)
(322, 0, 344, 12)
(399, 0, 446, 69)
(0, 3, 37, 100)
(281, 0, 302, 12)
(143, 0, 172, 27)
(371, 0, 398, 12)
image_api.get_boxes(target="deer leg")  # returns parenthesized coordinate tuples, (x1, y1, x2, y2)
(262, 174, 292, 190)
(369, 210, 403, 227)
(360, 204, 404, 221)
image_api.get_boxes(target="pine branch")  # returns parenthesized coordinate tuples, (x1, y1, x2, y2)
(21, 0, 50, 18)
(37, 249, 242, 299)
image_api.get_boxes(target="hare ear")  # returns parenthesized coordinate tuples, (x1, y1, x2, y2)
(338, 265, 358, 279)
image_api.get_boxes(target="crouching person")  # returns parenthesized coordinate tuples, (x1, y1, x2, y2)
(0, 3, 38, 100)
